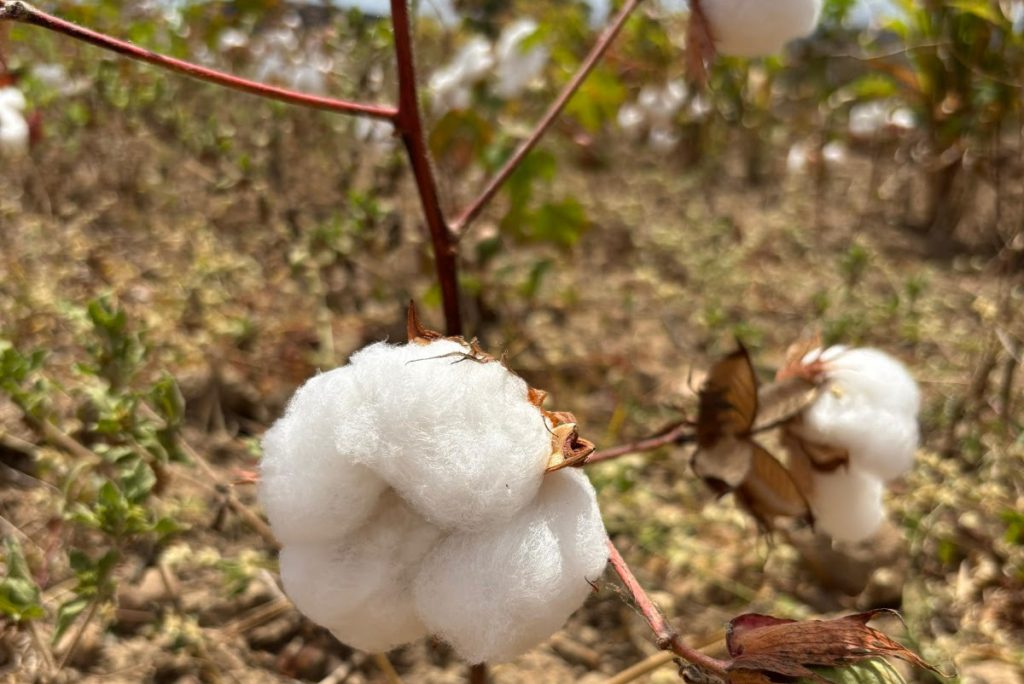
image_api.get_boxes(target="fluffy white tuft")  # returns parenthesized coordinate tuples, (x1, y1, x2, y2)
(279, 491, 442, 653)
(261, 338, 608, 662)
(347, 340, 551, 531)
(798, 347, 920, 482)
(413, 469, 608, 664)
(493, 19, 549, 99)
(700, 0, 823, 57)
(808, 466, 885, 543)
(260, 367, 388, 545)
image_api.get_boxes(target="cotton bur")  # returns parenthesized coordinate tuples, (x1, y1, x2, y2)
(260, 309, 608, 661)
(785, 346, 920, 542)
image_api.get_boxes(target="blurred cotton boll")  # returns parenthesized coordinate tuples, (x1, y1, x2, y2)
(808, 466, 885, 543)
(428, 38, 494, 114)
(699, 0, 823, 57)
(493, 19, 549, 99)
(260, 337, 608, 662)
(413, 468, 608, 664)
(617, 102, 647, 141)
(798, 347, 920, 482)
(0, 87, 30, 158)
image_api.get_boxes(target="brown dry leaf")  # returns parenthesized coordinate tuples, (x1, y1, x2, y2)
(697, 345, 758, 447)
(693, 436, 754, 494)
(753, 377, 820, 433)
(686, 0, 717, 86)
(735, 444, 811, 524)
(725, 610, 943, 681)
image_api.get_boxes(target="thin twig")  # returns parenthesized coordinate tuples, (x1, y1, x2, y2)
(56, 598, 98, 671)
(29, 619, 56, 674)
(450, 0, 645, 235)
(389, 0, 462, 335)
(0, 0, 397, 120)
(606, 540, 730, 679)
(585, 423, 694, 466)
(604, 631, 726, 684)
(372, 652, 404, 684)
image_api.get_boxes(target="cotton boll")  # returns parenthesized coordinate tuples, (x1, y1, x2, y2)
(413, 468, 608, 663)
(347, 341, 551, 531)
(280, 491, 443, 653)
(648, 124, 681, 153)
(494, 19, 549, 99)
(453, 37, 496, 85)
(849, 100, 888, 137)
(260, 367, 388, 545)
(787, 141, 812, 175)
(429, 67, 473, 114)
(0, 107, 29, 158)
(809, 466, 885, 543)
(700, 0, 823, 57)
(798, 347, 920, 482)
(617, 102, 647, 141)
(0, 86, 26, 113)
(822, 140, 848, 167)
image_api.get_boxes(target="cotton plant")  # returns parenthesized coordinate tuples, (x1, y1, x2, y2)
(848, 100, 916, 139)
(693, 0, 824, 58)
(0, 83, 30, 158)
(780, 346, 921, 543)
(259, 309, 608, 663)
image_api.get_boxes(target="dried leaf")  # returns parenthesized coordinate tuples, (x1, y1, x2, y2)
(692, 436, 754, 495)
(735, 444, 811, 525)
(697, 345, 758, 447)
(686, 0, 716, 86)
(726, 610, 943, 680)
(753, 377, 820, 433)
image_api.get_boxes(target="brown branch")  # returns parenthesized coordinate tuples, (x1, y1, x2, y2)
(606, 539, 730, 679)
(450, 0, 645, 235)
(0, 1, 397, 121)
(389, 0, 462, 335)
(585, 422, 694, 466)
(468, 663, 489, 684)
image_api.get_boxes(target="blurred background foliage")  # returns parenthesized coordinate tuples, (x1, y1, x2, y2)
(0, 0, 1022, 682)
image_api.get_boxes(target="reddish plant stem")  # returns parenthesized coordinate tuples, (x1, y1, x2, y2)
(0, 0, 397, 120)
(468, 663, 489, 684)
(607, 540, 730, 679)
(389, 0, 462, 335)
(585, 422, 695, 465)
(450, 0, 645, 235)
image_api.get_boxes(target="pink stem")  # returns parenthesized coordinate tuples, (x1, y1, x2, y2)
(607, 540, 730, 678)
(0, 1, 397, 120)
(585, 423, 695, 465)
(450, 0, 645, 235)
(389, 0, 462, 335)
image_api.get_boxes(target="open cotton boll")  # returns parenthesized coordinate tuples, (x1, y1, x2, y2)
(452, 37, 496, 85)
(279, 491, 443, 653)
(808, 466, 885, 543)
(346, 340, 551, 531)
(0, 86, 26, 113)
(494, 19, 549, 99)
(798, 347, 920, 482)
(617, 102, 647, 141)
(0, 107, 30, 158)
(260, 367, 388, 545)
(699, 0, 823, 57)
(413, 468, 608, 664)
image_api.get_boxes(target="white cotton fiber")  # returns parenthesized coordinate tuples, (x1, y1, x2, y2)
(808, 466, 885, 543)
(279, 491, 443, 653)
(797, 347, 920, 482)
(0, 86, 26, 113)
(412, 469, 608, 664)
(699, 0, 823, 57)
(493, 19, 549, 99)
(261, 337, 608, 662)
(260, 367, 388, 545)
(346, 341, 551, 532)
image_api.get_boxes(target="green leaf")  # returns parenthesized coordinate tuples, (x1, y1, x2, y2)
(531, 198, 589, 248)
(53, 597, 90, 643)
(565, 66, 626, 134)
(804, 659, 908, 684)
(121, 459, 157, 504)
(947, 0, 1004, 24)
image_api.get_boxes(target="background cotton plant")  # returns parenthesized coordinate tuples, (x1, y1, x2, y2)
(259, 312, 608, 662)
